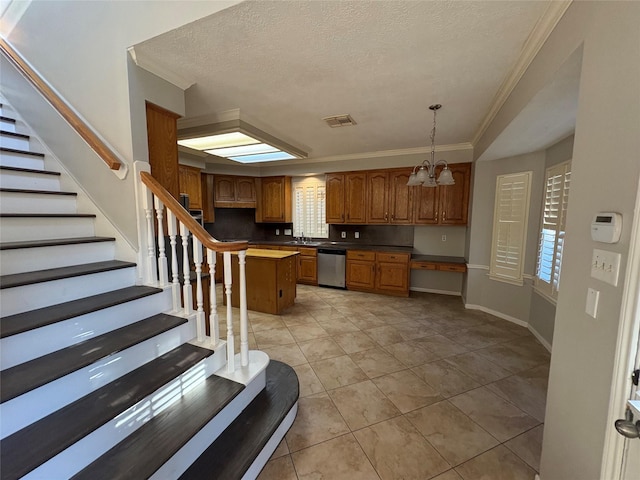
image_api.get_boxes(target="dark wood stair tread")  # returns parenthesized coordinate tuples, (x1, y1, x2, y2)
(0, 165, 60, 177)
(0, 147, 44, 158)
(0, 130, 29, 139)
(0, 236, 114, 251)
(0, 187, 77, 196)
(0, 343, 216, 480)
(1, 285, 161, 338)
(180, 361, 299, 480)
(0, 260, 135, 290)
(72, 368, 246, 480)
(0, 313, 188, 403)
(0, 116, 16, 123)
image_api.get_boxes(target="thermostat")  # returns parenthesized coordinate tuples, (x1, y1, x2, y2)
(591, 212, 622, 243)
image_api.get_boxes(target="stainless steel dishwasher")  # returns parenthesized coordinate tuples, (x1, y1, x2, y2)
(317, 247, 347, 288)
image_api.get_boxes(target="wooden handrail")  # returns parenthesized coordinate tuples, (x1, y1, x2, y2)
(140, 171, 248, 253)
(0, 38, 123, 171)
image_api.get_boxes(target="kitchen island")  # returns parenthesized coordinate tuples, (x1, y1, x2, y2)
(227, 248, 299, 314)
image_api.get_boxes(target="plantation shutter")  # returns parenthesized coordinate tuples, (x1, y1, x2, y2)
(489, 171, 533, 285)
(292, 178, 328, 238)
(536, 161, 571, 298)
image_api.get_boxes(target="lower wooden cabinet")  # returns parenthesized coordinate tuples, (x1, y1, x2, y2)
(297, 247, 318, 285)
(346, 250, 410, 296)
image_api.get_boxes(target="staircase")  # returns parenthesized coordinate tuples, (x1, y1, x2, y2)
(0, 101, 298, 479)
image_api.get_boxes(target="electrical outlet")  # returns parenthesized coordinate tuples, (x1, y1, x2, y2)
(442, 235, 447, 242)
(591, 248, 621, 286)
(355, 232, 360, 239)
(275, 229, 280, 236)
(341, 231, 347, 239)
(284, 228, 292, 236)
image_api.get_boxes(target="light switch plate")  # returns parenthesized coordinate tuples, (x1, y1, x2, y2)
(586, 288, 599, 318)
(591, 249, 622, 286)
(284, 229, 292, 236)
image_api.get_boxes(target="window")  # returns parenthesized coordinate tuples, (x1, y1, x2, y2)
(489, 171, 533, 285)
(292, 177, 328, 238)
(535, 160, 571, 300)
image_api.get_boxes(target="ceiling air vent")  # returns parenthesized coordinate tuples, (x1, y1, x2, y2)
(323, 114, 357, 128)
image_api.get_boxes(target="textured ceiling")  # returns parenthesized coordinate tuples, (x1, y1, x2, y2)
(133, 0, 555, 162)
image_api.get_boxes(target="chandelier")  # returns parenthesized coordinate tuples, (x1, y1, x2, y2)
(406, 104, 455, 187)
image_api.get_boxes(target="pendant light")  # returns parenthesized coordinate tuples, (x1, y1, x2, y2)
(407, 104, 455, 187)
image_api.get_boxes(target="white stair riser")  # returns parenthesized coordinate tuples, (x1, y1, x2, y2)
(0, 216, 94, 242)
(23, 353, 231, 480)
(0, 319, 199, 439)
(0, 169, 60, 191)
(0, 266, 136, 316)
(151, 369, 266, 480)
(0, 134, 30, 150)
(0, 241, 115, 275)
(0, 191, 77, 214)
(0, 118, 16, 133)
(1, 288, 173, 369)
(0, 151, 44, 170)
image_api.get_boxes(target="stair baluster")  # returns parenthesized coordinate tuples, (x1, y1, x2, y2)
(207, 249, 220, 347)
(154, 197, 168, 287)
(238, 250, 249, 367)
(193, 237, 205, 343)
(223, 251, 235, 372)
(167, 210, 182, 312)
(180, 223, 193, 315)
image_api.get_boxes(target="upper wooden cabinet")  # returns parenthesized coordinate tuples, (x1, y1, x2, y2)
(202, 173, 215, 223)
(326, 172, 367, 224)
(413, 162, 472, 225)
(366, 171, 389, 223)
(365, 169, 414, 224)
(213, 175, 256, 208)
(178, 164, 203, 210)
(256, 176, 292, 223)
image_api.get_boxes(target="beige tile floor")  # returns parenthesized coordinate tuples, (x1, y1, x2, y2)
(226, 285, 550, 480)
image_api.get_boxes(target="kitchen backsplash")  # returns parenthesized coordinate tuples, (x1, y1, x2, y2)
(205, 208, 414, 247)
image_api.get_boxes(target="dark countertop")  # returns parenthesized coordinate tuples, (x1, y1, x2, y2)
(411, 254, 467, 264)
(248, 240, 413, 254)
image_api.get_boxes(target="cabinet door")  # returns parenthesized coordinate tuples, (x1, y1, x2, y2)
(376, 261, 409, 294)
(214, 176, 236, 205)
(258, 176, 292, 222)
(366, 171, 389, 224)
(202, 173, 215, 223)
(235, 177, 256, 204)
(178, 164, 202, 209)
(146, 102, 180, 200)
(439, 163, 471, 225)
(413, 184, 439, 224)
(389, 169, 413, 224)
(298, 255, 318, 285)
(326, 174, 345, 224)
(345, 173, 367, 224)
(346, 260, 376, 290)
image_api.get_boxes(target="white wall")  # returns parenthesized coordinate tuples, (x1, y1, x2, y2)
(475, 2, 640, 479)
(3, 0, 241, 243)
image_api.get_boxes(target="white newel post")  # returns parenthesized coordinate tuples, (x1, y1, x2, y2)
(193, 237, 204, 343)
(154, 197, 168, 288)
(142, 186, 158, 285)
(207, 249, 219, 347)
(223, 251, 235, 373)
(180, 223, 192, 316)
(238, 250, 249, 367)
(167, 211, 181, 312)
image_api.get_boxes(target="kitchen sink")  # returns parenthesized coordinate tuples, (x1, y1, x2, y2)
(285, 240, 322, 246)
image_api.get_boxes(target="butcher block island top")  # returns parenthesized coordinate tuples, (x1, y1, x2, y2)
(227, 248, 299, 314)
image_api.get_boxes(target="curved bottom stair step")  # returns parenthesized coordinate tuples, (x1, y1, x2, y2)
(180, 360, 299, 480)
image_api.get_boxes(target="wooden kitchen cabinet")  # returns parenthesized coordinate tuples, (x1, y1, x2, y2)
(202, 173, 215, 223)
(214, 175, 256, 208)
(366, 171, 389, 223)
(346, 250, 410, 296)
(346, 250, 376, 290)
(326, 172, 367, 224)
(255, 176, 292, 223)
(178, 164, 202, 209)
(297, 247, 318, 285)
(414, 162, 472, 225)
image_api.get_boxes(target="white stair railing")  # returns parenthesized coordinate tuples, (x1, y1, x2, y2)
(136, 166, 250, 371)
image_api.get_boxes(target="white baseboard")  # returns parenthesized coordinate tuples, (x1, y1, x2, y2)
(410, 287, 461, 296)
(464, 303, 528, 327)
(527, 323, 552, 352)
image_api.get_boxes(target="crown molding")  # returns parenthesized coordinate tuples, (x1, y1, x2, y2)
(128, 46, 195, 91)
(306, 142, 474, 164)
(471, 0, 573, 146)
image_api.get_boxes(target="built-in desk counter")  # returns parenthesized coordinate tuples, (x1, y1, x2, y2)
(227, 248, 299, 314)
(410, 255, 467, 273)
